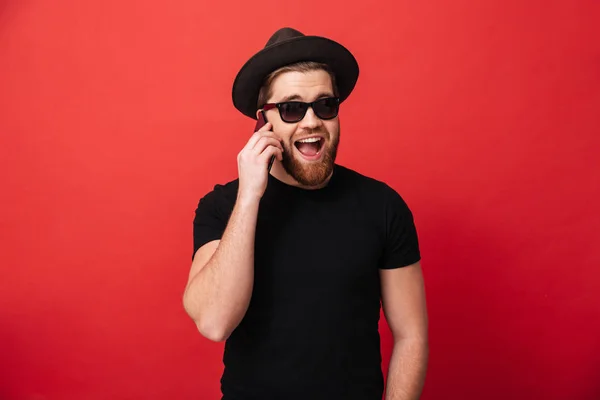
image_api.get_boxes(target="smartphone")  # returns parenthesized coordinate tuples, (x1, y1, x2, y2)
(255, 111, 276, 172)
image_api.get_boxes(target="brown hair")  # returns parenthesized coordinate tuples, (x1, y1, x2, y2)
(256, 61, 339, 110)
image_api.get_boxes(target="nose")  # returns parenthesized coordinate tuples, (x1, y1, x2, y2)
(298, 106, 321, 130)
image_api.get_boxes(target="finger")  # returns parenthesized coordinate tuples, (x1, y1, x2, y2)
(259, 146, 283, 164)
(254, 139, 283, 158)
(253, 136, 284, 154)
(245, 124, 275, 149)
(257, 121, 272, 132)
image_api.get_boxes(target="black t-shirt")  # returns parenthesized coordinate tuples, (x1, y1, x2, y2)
(193, 164, 421, 400)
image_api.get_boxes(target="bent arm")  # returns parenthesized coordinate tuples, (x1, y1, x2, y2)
(182, 194, 260, 342)
(381, 262, 429, 400)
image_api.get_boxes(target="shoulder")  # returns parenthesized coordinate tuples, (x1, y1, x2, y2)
(195, 178, 239, 215)
(203, 178, 239, 200)
(335, 164, 409, 205)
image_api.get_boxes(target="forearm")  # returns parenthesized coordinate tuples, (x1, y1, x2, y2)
(385, 338, 429, 400)
(183, 194, 260, 341)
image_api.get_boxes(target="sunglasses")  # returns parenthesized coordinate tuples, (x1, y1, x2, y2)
(262, 97, 340, 123)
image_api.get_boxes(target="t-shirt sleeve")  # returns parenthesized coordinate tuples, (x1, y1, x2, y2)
(379, 185, 421, 269)
(192, 184, 232, 260)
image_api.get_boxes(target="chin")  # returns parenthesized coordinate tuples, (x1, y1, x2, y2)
(284, 154, 336, 187)
(282, 134, 339, 187)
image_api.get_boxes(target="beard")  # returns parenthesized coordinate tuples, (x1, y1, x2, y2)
(281, 130, 340, 187)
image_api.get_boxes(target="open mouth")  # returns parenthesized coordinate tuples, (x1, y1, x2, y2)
(294, 137, 324, 159)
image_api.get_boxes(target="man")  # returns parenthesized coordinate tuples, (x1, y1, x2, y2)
(183, 27, 428, 400)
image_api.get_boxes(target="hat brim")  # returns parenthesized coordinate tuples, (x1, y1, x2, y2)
(232, 35, 359, 120)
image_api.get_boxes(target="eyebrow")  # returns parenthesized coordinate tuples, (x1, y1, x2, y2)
(277, 92, 335, 103)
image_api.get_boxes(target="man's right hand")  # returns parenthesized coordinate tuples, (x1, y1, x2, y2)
(237, 122, 284, 201)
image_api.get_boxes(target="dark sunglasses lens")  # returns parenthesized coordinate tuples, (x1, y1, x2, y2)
(313, 98, 339, 119)
(280, 102, 307, 122)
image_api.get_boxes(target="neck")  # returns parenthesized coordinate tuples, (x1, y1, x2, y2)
(269, 161, 333, 190)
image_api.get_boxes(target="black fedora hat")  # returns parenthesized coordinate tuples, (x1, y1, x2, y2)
(232, 27, 359, 120)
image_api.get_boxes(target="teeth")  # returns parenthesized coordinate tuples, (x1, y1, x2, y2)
(297, 137, 321, 143)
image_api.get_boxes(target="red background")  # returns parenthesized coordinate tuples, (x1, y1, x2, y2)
(1, 0, 599, 399)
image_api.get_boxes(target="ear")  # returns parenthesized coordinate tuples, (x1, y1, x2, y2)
(256, 110, 268, 123)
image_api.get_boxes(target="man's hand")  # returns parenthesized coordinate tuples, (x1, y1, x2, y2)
(237, 122, 283, 202)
